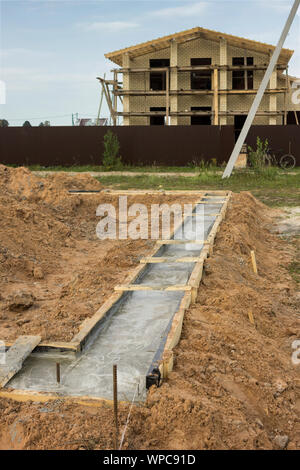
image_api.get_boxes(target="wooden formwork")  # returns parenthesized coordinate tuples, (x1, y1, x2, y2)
(1, 190, 231, 403)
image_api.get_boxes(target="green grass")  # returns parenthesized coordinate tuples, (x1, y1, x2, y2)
(7, 163, 300, 207)
(289, 261, 300, 284)
(96, 168, 300, 207)
(24, 164, 212, 173)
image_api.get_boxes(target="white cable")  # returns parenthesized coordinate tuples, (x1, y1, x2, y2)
(119, 382, 139, 450)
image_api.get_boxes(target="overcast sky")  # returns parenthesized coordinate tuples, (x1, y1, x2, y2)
(0, 0, 299, 126)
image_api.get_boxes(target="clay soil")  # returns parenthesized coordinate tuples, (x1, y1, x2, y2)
(0, 170, 299, 450)
(0, 165, 197, 342)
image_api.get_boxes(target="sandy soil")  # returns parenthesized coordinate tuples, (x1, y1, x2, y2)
(273, 206, 300, 236)
(0, 165, 198, 342)
(0, 189, 299, 450)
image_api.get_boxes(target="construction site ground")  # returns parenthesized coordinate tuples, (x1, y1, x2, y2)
(0, 166, 299, 450)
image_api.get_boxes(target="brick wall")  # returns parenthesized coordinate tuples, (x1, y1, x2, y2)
(121, 36, 294, 126)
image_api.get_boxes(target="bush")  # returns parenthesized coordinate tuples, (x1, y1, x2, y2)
(248, 136, 269, 170)
(0, 119, 9, 127)
(102, 130, 122, 170)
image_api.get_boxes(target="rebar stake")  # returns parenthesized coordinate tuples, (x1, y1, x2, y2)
(113, 364, 119, 450)
(56, 363, 61, 384)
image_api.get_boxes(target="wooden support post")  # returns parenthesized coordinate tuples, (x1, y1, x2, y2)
(248, 310, 255, 325)
(284, 67, 288, 125)
(250, 250, 258, 274)
(244, 51, 248, 92)
(98, 78, 114, 122)
(96, 73, 105, 126)
(166, 68, 170, 125)
(113, 71, 117, 126)
(213, 68, 219, 125)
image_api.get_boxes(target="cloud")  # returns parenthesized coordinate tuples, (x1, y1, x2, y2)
(77, 21, 139, 33)
(0, 48, 53, 59)
(149, 1, 207, 19)
(256, 0, 293, 14)
(1, 66, 104, 91)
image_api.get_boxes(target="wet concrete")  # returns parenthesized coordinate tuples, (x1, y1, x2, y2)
(154, 243, 203, 259)
(8, 291, 184, 401)
(136, 262, 196, 287)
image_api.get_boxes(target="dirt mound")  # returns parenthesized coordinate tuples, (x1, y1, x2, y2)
(0, 166, 103, 281)
(7, 290, 35, 312)
(0, 165, 101, 208)
(0, 166, 93, 298)
(46, 172, 102, 192)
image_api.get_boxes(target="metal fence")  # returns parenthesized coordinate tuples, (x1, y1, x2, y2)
(0, 125, 299, 167)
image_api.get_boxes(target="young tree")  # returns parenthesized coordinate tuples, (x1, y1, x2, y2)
(102, 130, 122, 170)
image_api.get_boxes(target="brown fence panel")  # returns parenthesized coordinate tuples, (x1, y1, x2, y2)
(0, 125, 299, 167)
(247, 125, 300, 166)
(0, 126, 234, 167)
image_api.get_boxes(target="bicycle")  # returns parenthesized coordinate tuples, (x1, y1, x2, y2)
(263, 141, 296, 170)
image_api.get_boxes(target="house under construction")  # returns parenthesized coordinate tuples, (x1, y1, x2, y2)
(100, 26, 300, 132)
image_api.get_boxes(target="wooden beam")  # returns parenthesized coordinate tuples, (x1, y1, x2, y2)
(115, 88, 288, 96)
(71, 292, 123, 346)
(117, 110, 285, 117)
(213, 68, 219, 125)
(284, 67, 288, 125)
(113, 71, 117, 125)
(140, 257, 201, 264)
(114, 285, 192, 292)
(0, 335, 41, 388)
(98, 78, 114, 120)
(166, 68, 170, 125)
(112, 64, 286, 74)
(156, 240, 207, 245)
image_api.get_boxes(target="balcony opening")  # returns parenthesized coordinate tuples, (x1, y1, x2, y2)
(287, 111, 300, 124)
(190, 58, 212, 90)
(234, 115, 247, 141)
(149, 59, 170, 91)
(150, 107, 166, 125)
(232, 57, 254, 90)
(191, 106, 211, 125)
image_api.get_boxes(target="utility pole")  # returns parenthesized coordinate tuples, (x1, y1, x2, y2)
(222, 0, 300, 178)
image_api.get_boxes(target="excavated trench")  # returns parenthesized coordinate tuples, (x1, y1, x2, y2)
(6, 195, 227, 401)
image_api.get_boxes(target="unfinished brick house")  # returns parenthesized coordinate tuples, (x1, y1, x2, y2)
(103, 26, 300, 132)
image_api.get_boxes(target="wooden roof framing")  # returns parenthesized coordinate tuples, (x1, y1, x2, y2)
(105, 26, 294, 66)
